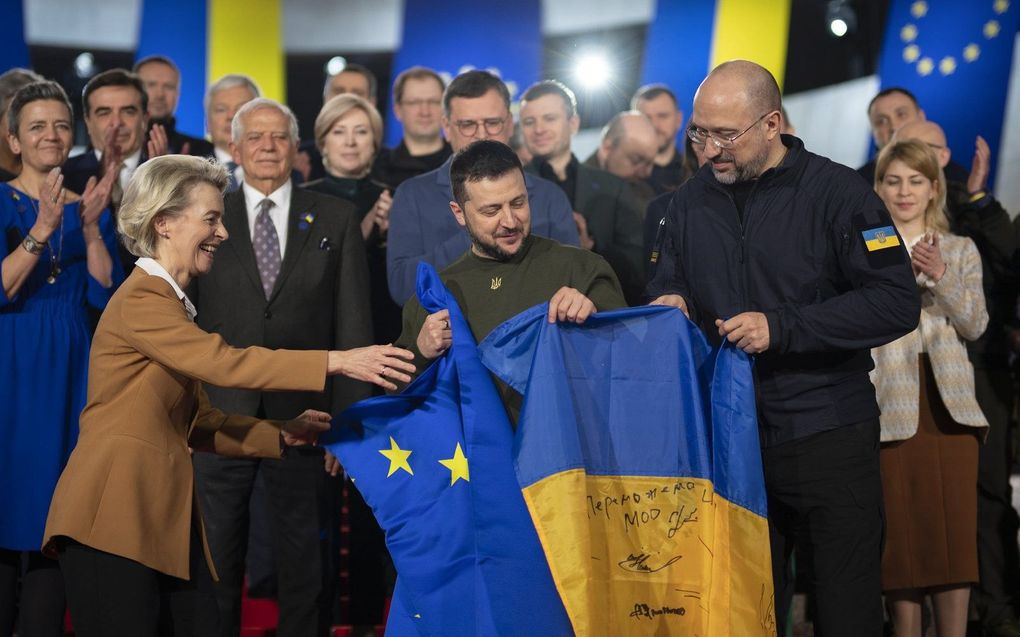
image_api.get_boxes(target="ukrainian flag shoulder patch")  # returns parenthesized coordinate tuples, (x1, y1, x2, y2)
(862, 225, 901, 252)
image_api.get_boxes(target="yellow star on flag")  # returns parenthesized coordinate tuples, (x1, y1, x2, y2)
(910, 0, 928, 18)
(903, 44, 921, 62)
(379, 436, 414, 477)
(917, 57, 935, 76)
(994, 0, 1009, 15)
(984, 20, 1001, 38)
(900, 24, 918, 42)
(963, 43, 981, 62)
(439, 443, 470, 486)
(939, 56, 957, 75)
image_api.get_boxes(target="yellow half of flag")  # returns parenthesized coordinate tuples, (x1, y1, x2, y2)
(207, 0, 285, 100)
(710, 0, 793, 89)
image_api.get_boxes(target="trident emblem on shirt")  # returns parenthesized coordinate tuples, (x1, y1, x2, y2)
(490, 277, 502, 290)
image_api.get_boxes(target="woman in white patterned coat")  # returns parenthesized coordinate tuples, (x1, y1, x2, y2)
(871, 139, 988, 637)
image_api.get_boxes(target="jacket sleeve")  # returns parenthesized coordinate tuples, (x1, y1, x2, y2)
(949, 183, 1018, 281)
(118, 276, 328, 391)
(330, 205, 374, 414)
(537, 181, 581, 247)
(386, 180, 471, 306)
(85, 206, 125, 311)
(188, 386, 284, 458)
(764, 186, 920, 353)
(931, 236, 988, 341)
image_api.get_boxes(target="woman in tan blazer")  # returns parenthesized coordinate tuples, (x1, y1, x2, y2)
(871, 140, 989, 637)
(42, 156, 415, 636)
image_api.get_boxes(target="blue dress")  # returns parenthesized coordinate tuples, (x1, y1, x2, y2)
(0, 182, 123, 551)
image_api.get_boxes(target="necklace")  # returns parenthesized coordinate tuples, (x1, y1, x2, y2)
(13, 180, 64, 284)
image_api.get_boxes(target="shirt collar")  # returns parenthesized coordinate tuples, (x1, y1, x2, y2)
(241, 178, 291, 211)
(134, 257, 197, 320)
(214, 147, 233, 164)
(95, 147, 142, 171)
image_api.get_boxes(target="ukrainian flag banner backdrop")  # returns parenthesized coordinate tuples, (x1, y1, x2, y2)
(322, 264, 571, 636)
(479, 304, 775, 636)
(877, 0, 1019, 186)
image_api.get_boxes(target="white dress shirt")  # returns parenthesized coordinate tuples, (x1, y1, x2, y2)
(215, 147, 243, 184)
(135, 257, 197, 321)
(242, 180, 291, 259)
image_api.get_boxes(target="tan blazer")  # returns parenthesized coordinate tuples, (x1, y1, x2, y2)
(870, 233, 989, 442)
(43, 269, 328, 579)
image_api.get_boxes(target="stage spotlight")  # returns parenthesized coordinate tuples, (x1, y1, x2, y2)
(826, 0, 856, 38)
(574, 52, 612, 90)
(74, 52, 95, 79)
(326, 56, 347, 76)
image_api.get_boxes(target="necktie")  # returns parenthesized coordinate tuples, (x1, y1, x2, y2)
(253, 198, 281, 300)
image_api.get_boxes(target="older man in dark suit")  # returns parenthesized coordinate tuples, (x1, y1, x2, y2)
(191, 97, 372, 637)
(519, 80, 644, 303)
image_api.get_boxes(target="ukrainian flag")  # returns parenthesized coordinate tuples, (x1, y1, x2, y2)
(480, 304, 775, 637)
(862, 225, 902, 252)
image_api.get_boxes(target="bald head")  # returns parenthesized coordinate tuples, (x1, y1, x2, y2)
(893, 120, 950, 168)
(597, 111, 658, 180)
(697, 60, 782, 120)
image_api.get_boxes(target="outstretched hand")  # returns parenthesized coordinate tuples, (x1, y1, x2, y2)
(328, 345, 416, 391)
(281, 409, 332, 446)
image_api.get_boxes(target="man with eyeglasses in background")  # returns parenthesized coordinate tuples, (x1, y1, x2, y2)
(647, 60, 920, 637)
(372, 66, 452, 189)
(386, 69, 578, 305)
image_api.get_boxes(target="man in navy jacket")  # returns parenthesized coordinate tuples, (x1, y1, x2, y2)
(648, 60, 919, 637)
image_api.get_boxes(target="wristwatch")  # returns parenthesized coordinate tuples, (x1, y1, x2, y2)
(21, 233, 47, 255)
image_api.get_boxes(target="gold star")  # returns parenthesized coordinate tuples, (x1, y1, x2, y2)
(984, 20, 1001, 38)
(379, 436, 413, 477)
(994, 0, 1009, 15)
(939, 56, 957, 75)
(911, 1, 928, 18)
(438, 443, 470, 486)
(963, 43, 980, 62)
(900, 24, 918, 42)
(917, 57, 935, 76)
(903, 44, 921, 63)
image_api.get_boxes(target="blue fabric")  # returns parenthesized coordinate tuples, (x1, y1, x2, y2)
(478, 303, 767, 517)
(383, 0, 541, 146)
(877, 1, 1019, 188)
(385, 156, 579, 305)
(324, 263, 571, 636)
(0, 183, 123, 550)
(0, 0, 30, 70)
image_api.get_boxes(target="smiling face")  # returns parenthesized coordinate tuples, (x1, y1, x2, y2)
(85, 85, 147, 155)
(156, 181, 228, 285)
(878, 158, 936, 228)
(450, 169, 531, 261)
(8, 99, 73, 172)
(322, 107, 376, 178)
(230, 106, 295, 190)
(519, 93, 577, 163)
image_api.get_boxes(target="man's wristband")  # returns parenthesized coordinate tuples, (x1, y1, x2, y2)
(968, 190, 987, 203)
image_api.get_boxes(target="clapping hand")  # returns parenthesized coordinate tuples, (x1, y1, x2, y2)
(34, 167, 66, 238)
(79, 169, 117, 227)
(967, 135, 990, 196)
(147, 123, 169, 158)
(911, 233, 946, 281)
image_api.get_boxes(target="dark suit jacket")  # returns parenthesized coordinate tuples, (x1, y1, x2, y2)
(527, 159, 645, 304)
(192, 185, 373, 419)
(151, 117, 215, 158)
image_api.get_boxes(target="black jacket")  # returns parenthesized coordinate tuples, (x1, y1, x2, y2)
(648, 136, 920, 446)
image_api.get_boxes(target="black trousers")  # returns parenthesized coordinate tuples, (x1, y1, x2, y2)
(973, 367, 1020, 625)
(763, 420, 885, 637)
(58, 537, 215, 637)
(193, 446, 332, 637)
(0, 550, 64, 637)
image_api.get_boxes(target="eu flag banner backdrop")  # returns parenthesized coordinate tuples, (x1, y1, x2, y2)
(478, 304, 774, 637)
(877, 0, 1019, 186)
(322, 264, 571, 636)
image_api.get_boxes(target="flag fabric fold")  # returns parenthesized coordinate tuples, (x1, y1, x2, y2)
(322, 263, 571, 637)
(478, 304, 774, 637)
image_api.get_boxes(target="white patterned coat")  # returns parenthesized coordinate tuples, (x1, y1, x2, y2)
(870, 233, 989, 442)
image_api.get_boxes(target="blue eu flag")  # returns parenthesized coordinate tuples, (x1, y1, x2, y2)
(323, 263, 571, 636)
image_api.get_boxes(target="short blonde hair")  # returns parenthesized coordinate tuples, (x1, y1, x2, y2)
(118, 155, 228, 258)
(314, 94, 384, 157)
(874, 139, 949, 234)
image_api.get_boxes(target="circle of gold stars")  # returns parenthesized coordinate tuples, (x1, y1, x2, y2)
(898, 1, 1007, 76)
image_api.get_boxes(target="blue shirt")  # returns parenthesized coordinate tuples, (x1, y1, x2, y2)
(385, 156, 580, 305)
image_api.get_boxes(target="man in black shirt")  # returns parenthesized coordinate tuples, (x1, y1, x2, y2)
(134, 56, 214, 157)
(632, 84, 688, 195)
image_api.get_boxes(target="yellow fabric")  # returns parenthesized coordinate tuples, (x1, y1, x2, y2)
(523, 470, 775, 636)
(207, 0, 285, 100)
(710, 0, 792, 89)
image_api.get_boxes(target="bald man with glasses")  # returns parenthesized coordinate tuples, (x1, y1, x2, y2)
(385, 70, 578, 305)
(647, 60, 920, 637)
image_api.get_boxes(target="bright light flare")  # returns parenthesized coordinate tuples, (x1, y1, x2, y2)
(830, 18, 849, 37)
(574, 52, 612, 90)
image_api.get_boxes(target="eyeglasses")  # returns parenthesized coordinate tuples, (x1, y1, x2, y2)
(400, 98, 441, 109)
(453, 117, 506, 137)
(686, 112, 771, 149)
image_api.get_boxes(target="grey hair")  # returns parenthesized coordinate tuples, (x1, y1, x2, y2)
(231, 97, 299, 145)
(0, 68, 44, 113)
(7, 81, 73, 136)
(203, 74, 261, 114)
(118, 155, 228, 258)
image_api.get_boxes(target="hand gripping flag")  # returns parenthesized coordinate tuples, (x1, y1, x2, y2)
(478, 304, 775, 637)
(322, 263, 572, 636)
